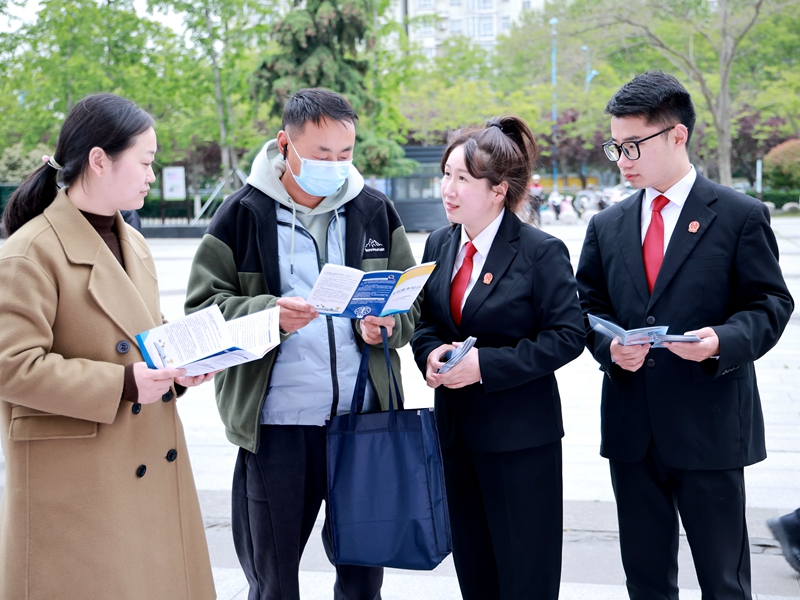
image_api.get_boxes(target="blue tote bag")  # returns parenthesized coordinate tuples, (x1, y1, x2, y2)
(326, 327, 452, 570)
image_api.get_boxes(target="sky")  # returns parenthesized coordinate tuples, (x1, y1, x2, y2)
(1, 0, 184, 33)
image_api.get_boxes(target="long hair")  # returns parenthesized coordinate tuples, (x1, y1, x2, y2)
(3, 93, 154, 237)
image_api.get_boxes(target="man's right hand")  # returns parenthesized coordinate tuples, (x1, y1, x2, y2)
(609, 338, 650, 372)
(276, 296, 319, 333)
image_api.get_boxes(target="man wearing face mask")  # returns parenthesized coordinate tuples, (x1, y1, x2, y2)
(185, 88, 420, 600)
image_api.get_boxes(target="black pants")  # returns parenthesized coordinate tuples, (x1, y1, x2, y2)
(441, 439, 563, 600)
(232, 425, 383, 600)
(610, 444, 751, 600)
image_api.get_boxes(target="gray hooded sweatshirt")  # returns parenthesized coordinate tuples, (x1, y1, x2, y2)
(245, 139, 376, 425)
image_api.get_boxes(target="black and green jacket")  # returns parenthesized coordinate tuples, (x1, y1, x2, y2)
(185, 183, 420, 453)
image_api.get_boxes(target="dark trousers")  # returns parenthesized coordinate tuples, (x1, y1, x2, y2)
(232, 425, 383, 600)
(610, 444, 751, 600)
(441, 439, 563, 600)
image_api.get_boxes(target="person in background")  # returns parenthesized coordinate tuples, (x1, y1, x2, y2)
(412, 115, 585, 600)
(185, 88, 420, 600)
(0, 93, 216, 600)
(576, 71, 793, 600)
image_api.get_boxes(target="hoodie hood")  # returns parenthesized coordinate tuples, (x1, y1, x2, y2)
(246, 139, 364, 215)
(246, 138, 365, 274)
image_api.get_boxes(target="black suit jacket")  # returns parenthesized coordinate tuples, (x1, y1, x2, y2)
(576, 174, 794, 470)
(411, 210, 585, 453)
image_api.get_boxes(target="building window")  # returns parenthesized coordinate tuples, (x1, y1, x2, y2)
(418, 0, 434, 8)
(450, 0, 461, 6)
(450, 19, 463, 34)
(479, 15, 494, 37)
(501, 15, 510, 31)
(467, 15, 494, 37)
(417, 22, 435, 36)
(522, 0, 531, 8)
(467, 0, 493, 9)
(422, 46, 437, 59)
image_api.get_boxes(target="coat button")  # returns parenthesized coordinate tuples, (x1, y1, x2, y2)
(131, 402, 142, 414)
(162, 389, 174, 402)
(166, 449, 178, 462)
(117, 341, 131, 354)
(136, 465, 147, 478)
(646, 316, 656, 325)
(646, 358, 656, 368)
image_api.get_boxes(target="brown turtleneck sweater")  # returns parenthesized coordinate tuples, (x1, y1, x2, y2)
(79, 211, 137, 403)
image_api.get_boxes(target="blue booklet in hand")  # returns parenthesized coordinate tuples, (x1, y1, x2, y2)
(588, 314, 700, 347)
(307, 262, 436, 319)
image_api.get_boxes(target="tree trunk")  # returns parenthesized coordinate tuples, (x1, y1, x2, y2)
(716, 0, 734, 187)
(205, 8, 231, 193)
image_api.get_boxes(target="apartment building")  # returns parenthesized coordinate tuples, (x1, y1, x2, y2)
(394, 0, 544, 57)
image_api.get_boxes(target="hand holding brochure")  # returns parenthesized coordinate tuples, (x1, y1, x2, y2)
(588, 314, 701, 347)
(136, 305, 280, 376)
(307, 262, 436, 319)
(438, 337, 477, 374)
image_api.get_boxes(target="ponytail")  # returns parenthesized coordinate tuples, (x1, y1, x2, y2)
(3, 163, 60, 237)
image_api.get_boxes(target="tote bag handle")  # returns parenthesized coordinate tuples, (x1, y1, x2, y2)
(339, 326, 403, 430)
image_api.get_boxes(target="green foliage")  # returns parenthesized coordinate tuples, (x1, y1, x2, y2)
(764, 139, 800, 190)
(746, 189, 800, 209)
(0, 143, 54, 183)
(253, 0, 414, 177)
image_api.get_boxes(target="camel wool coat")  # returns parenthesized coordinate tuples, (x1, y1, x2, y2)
(0, 190, 215, 600)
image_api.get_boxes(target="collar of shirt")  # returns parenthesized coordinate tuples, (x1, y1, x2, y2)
(454, 208, 505, 278)
(451, 208, 505, 312)
(640, 165, 697, 245)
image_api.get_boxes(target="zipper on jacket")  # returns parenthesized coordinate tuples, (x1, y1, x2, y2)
(276, 215, 342, 418)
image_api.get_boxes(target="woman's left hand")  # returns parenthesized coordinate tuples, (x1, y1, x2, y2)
(175, 371, 220, 388)
(360, 315, 395, 345)
(434, 347, 482, 390)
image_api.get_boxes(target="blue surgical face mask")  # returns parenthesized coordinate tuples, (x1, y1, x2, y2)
(286, 135, 352, 197)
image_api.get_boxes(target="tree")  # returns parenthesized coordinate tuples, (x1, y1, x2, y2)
(764, 139, 800, 190)
(0, 143, 53, 183)
(148, 0, 275, 186)
(731, 107, 788, 185)
(569, 0, 785, 186)
(252, 0, 414, 177)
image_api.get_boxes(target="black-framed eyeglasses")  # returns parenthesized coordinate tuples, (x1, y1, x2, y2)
(601, 126, 675, 162)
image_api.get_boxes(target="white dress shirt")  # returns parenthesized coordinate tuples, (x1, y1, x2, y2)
(641, 166, 697, 252)
(451, 209, 505, 311)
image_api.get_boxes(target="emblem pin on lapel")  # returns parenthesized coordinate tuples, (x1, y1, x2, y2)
(483, 273, 493, 285)
(688, 221, 700, 234)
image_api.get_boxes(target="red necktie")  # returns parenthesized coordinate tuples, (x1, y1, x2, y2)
(450, 241, 478, 326)
(643, 194, 670, 293)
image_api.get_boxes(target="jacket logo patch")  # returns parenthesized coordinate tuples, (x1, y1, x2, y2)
(364, 238, 385, 253)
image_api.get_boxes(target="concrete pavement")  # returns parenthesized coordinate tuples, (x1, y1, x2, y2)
(2, 216, 800, 598)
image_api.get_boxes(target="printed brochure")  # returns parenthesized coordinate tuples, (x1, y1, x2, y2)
(136, 305, 280, 376)
(307, 262, 436, 319)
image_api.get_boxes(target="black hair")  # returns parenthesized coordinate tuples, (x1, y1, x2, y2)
(441, 115, 538, 212)
(3, 93, 155, 237)
(605, 70, 696, 145)
(281, 88, 359, 136)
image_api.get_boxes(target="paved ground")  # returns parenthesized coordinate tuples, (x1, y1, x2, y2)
(2, 215, 800, 599)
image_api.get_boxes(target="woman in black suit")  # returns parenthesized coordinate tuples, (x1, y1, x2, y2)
(411, 116, 585, 600)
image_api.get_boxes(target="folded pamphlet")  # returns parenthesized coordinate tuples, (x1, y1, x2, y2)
(136, 305, 280, 376)
(307, 262, 436, 319)
(437, 336, 477, 374)
(588, 314, 701, 348)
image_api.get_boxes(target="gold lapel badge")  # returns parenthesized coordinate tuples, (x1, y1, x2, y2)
(688, 221, 700, 234)
(483, 273, 493, 285)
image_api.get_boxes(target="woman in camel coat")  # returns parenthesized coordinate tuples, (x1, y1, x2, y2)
(0, 94, 216, 600)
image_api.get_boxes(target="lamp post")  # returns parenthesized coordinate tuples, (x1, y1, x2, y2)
(550, 17, 558, 193)
(581, 45, 599, 93)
